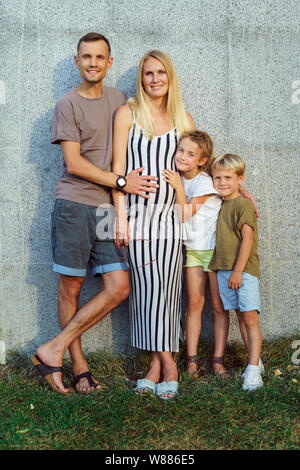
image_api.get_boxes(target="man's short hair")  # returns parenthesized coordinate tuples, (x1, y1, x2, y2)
(211, 153, 246, 176)
(77, 32, 111, 56)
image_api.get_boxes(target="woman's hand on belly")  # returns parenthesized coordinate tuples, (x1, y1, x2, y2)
(124, 167, 159, 199)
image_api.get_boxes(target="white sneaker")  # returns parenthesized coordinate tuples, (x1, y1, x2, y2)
(242, 365, 263, 391)
(242, 358, 264, 378)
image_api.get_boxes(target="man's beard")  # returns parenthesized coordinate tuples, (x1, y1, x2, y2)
(85, 78, 102, 83)
(83, 70, 103, 83)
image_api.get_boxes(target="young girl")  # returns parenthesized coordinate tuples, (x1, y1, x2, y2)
(162, 130, 230, 379)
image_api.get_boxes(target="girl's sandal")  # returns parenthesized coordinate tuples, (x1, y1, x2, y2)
(187, 354, 200, 379)
(212, 356, 231, 380)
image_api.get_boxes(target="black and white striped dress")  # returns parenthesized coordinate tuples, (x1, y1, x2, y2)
(126, 118, 183, 352)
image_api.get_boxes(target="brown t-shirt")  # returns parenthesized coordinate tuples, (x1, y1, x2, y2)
(208, 196, 260, 278)
(51, 87, 126, 207)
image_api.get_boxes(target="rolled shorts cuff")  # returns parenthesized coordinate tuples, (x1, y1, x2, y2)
(91, 262, 129, 276)
(217, 270, 261, 314)
(53, 263, 86, 277)
(221, 300, 261, 313)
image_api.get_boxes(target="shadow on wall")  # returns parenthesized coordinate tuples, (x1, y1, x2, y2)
(115, 66, 138, 99)
(24, 56, 214, 356)
(25, 56, 80, 353)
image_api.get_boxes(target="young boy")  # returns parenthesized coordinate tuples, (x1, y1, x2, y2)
(208, 153, 263, 391)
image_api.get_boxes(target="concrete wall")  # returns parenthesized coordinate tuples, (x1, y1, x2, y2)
(0, 0, 299, 360)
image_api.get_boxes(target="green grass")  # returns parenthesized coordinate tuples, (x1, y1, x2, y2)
(0, 335, 299, 450)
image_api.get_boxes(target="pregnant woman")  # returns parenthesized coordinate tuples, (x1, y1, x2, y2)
(113, 50, 195, 399)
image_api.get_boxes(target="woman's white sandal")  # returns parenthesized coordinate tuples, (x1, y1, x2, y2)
(134, 378, 156, 395)
(156, 381, 178, 400)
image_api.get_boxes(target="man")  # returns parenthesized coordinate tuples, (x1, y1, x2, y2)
(31, 33, 158, 395)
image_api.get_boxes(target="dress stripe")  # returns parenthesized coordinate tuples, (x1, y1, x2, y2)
(126, 123, 182, 352)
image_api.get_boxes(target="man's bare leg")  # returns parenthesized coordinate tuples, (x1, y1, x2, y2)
(37, 270, 130, 393)
(58, 275, 102, 392)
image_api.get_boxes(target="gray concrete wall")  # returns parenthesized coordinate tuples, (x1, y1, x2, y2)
(0, 0, 299, 361)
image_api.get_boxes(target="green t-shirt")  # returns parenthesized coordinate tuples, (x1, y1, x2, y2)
(208, 196, 260, 279)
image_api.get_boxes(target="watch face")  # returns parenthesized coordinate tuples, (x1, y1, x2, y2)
(117, 176, 126, 188)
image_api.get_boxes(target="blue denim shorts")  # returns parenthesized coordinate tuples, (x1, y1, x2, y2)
(217, 270, 261, 313)
(51, 199, 129, 277)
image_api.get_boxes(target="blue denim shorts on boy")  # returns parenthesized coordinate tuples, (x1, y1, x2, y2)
(51, 199, 129, 277)
(217, 270, 261, 313)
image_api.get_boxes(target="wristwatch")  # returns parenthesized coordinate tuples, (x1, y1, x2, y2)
(116, 175, 127, 190)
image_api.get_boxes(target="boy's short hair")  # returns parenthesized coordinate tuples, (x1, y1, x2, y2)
(77, 32, 111, 56)
(179, 130, 214, 174)
(211, 153, 245, 176)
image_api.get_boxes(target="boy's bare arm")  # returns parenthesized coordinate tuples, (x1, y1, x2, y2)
(228, 224, 253, 289)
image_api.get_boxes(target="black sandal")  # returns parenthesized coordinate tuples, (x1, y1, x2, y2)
(73, 371, 102, 393)
(30, 354, 74, 396)
(212, 356, 231, 379)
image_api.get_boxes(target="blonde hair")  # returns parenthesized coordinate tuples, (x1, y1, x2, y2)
(179, 130, 214, 175)
(127, 50, 193, 139)
(211, 153, 246, 176)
